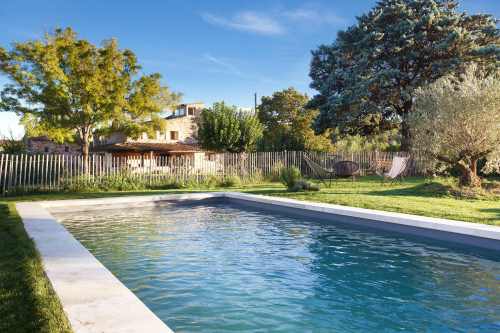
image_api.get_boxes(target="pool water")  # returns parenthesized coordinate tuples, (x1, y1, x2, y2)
(54, 203, 500, 332)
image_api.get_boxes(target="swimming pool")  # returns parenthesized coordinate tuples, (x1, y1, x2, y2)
(53, 201, 500, 332)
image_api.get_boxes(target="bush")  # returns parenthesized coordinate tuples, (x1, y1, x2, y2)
(248, 168, 264, 184)
(281, 166, 301, 189)
(266, 162, 284, 182)
(291, 180, 320, 192)
(219, 176, 241, 187)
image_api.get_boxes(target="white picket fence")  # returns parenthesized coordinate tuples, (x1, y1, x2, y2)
(0, 151, 417, 196)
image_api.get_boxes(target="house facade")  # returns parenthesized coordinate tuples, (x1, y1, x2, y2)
(89, 102, 222, 172)
(26, 135, 81, 156)
(98, 102, 205, 145)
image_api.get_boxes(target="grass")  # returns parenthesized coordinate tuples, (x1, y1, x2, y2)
(240, 176, 500, 226)
(1, 175, 499, 331)
(0, 202, 72, 333)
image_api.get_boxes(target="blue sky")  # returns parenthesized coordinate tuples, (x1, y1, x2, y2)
(1, 0, 499, 137)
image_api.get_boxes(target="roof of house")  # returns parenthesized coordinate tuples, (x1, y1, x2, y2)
(90, 141, 213, 153)
(28, 135, 51, 141)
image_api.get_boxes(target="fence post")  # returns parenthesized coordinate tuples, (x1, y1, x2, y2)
(7, 155, 13, 196)
(1, 154, 5, 196)
(149, 151, 153, 187)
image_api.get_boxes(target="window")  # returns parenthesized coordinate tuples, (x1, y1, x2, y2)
(170, 131, 179, 140)
(44, 147, 49, 153)
(173, 107, 185, 117)
(64, 146, 69, 152)
(188, 107, 195, 116)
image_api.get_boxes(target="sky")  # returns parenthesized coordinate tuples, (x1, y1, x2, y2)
(1, 0, 499, 138)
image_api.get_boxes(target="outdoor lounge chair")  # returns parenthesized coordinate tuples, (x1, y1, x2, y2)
(304, 155, 333, 188)
(375, 155, 410, 185)
(332, 161, 360, 185)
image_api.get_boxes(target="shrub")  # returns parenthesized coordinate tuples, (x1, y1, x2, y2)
(291, 180, 320, 192)
(264, 162, 284, 182)
(201, 174, 220, 188)
(248, 168, 264, 184)
(219, 176, 241, 187)
(281, 166, 301, 189)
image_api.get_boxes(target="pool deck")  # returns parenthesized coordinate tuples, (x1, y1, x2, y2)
(16, 192, 500, 332)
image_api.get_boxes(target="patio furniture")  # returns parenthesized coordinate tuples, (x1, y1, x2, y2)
(304, 155, 333, 188)
(375, 155, 410, 185)
(331, 161, 360, 185)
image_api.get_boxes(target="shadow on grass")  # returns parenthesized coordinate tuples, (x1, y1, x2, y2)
(478, 208, 500, 219)
(366, 183, 454, 198)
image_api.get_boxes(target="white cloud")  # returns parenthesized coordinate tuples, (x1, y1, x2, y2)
(204, 54, 245, 77)
(282, 4, 346, 30)
(202, 4, 345, 36)
(202, 11, 284, 36)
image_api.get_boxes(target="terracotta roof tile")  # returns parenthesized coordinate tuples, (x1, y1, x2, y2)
(90, 141, 212, 153)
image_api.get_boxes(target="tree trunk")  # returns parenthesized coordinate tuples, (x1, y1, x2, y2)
(82, 141, 89, 175)
(400, 120, 410, 152)
(456, 160, 482, 188)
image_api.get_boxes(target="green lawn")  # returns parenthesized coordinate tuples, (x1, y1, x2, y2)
(1, 176, 499, 331)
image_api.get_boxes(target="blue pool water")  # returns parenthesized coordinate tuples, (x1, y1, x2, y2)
(55, 202, 500, 332)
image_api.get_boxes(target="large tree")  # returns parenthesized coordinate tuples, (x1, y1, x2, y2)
(258, 87, 332, 152)
(0, 27, 181, 173)
(308, 0, 500, 150)
(197, 101, 263, 153)
(408, 64, 500, 188)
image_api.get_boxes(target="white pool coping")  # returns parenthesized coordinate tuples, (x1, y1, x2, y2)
(16, 192, 500, 332)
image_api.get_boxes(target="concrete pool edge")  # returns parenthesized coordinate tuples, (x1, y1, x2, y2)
(16, 192, 500, 332)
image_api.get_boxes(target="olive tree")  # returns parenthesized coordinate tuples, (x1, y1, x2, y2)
(408, 64, 500, 187)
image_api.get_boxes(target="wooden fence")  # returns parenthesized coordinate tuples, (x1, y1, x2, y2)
(0, 151, 418, 196)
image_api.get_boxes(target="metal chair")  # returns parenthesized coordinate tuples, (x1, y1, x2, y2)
(304, 155, 333, 188)
(375, 156, 410, 185)
(332, 161, 360, 185)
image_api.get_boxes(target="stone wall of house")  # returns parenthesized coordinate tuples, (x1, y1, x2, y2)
(92, 102, 205, 146)
(29, 140, 81, 155)
(107, 131, 128, 143)
(163, 115, 199, 143)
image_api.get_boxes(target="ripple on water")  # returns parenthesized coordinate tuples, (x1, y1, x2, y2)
(55, 203, 500, 333)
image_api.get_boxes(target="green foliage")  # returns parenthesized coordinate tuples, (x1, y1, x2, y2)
(258, 88, 332, 152)
(308, 0, 500, 150)
(197, 101, 263, 153)
(219, 176, 241, 187)
(291, 180, 320, 192)
(330, 128, 401, 152)
(408, 64, 500, 187)
(0, 26, 181, 172)
(248, 168, 265, 184)
(0, 130, 26, 154)
(0, 140, 25, 154)
(265, 162, 285, 182)
(280, 166, 301, 189)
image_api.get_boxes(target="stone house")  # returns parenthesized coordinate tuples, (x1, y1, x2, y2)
(89, 102, 222, 172)
(26, 135, 81, 156)
(98, 102, 205, 145)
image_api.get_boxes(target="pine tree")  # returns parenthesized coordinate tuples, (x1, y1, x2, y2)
(308, 0, 500, 150)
